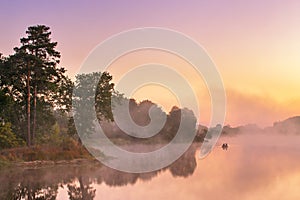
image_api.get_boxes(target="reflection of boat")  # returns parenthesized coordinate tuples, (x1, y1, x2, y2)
(222, 143, 228, 150)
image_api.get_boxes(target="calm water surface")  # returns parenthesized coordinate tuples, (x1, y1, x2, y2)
(1, 135, 300, 200)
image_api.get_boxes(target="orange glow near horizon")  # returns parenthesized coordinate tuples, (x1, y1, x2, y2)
(103, 47, 300, 127)
(106, 49, 212, 126)
(1, 0, 300, 127)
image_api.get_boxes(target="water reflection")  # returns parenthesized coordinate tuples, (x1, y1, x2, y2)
(0, 144, 199, 200)
(67, 176, 95, 200)
(1, 135, 300, 200)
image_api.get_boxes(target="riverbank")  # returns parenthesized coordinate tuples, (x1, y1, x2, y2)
(0, 142, 95, 168)
(0, 140, 204, 169)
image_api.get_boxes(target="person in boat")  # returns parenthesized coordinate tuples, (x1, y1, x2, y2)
(222, 143, 228, 150)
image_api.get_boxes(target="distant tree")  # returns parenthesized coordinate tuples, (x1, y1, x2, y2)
(94, 72, 115, 121)
(71, 72, 115, 139)
(163, 106, 197, 141)
(163, 106, 181, 140)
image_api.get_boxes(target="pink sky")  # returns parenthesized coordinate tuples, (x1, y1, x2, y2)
(1, 0, 300, 126)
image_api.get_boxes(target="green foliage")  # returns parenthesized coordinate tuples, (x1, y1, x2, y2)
(0, 57, 26, 138)
(0, 157, 10, 168)
(67, 116, 78, 140)
(0, 25, 73, 146)
(0, 123, 25, 150)
(1, 25, 199, 157)
(72, 72, 115, 138)
(1, 26, 119, 149)
(36, 123, 59, 145)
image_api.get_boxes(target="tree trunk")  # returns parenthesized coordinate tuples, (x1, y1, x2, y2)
(79, 176, 88, 200)
(32, 85, 37, 145)
(26, 66, 31, 146)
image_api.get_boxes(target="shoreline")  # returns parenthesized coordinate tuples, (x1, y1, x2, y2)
(0, 141, 204, 169)
(0, 158, 100, 170)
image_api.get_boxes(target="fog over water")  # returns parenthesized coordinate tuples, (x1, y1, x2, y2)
(87, 134, 300, 200)
(1, 133, 299, 200)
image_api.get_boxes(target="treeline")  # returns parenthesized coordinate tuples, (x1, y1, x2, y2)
(221, 116, 300, 136)
(0, 25, 119, 150)
(99, 100, 199, 144)
(0, 25, 202, 152)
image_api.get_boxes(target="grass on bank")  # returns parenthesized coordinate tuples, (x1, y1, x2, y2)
(0, 137, 94, 168)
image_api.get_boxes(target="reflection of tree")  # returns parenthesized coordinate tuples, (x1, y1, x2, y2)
(67, 176, 95, 200)
(168, 145, 197, 178)
(9, 183, 58, 200)
(0, 166, 63, 200)
(100, 167, 139, 187)
(138, 171, 160, 182)
(0, 144, 200, 199)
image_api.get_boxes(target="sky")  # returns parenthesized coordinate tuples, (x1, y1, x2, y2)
(1, 0, 300, 127)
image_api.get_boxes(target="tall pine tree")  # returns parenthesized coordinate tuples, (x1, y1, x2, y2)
(7, 25, 72, 146)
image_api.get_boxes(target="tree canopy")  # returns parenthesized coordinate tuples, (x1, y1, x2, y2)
(0, 25, 72, 146)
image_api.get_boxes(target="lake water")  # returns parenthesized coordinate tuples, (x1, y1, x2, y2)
(1, 134, 300, 200)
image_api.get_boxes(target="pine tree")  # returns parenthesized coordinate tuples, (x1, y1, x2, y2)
(4, 25, 72, 146)
(15, 25, 62, 145)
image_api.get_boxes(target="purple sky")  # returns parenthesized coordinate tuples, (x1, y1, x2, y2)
(1, 0, 300, 126)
